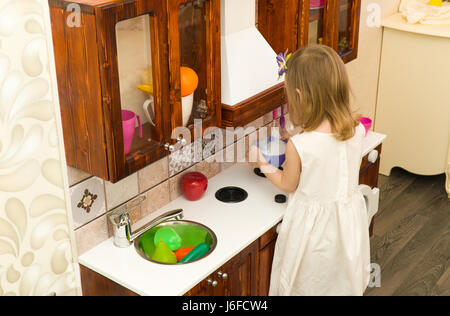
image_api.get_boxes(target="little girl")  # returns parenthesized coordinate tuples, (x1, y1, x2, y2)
(256, 45, 370, 296)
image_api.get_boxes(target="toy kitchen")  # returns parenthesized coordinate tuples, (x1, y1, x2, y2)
(43, 0, 387, 296)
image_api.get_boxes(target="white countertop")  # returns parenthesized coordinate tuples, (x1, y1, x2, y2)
(383, 13, 450, 39)
(79, 131, 386, 296)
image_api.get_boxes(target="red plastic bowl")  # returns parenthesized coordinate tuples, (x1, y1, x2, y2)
(359, 117, 372, 136)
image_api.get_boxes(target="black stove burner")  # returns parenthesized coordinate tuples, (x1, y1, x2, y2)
(254, 168, 266, 178)
(215, 187, 248, 203)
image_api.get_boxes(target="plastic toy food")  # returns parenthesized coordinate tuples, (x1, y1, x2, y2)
(174, 246, 195, 262)
(179, 243, 211, 263)
(154, 226, 182, 251)
(151, 241, 177, 264)
(180, 67, 199, 97)
(181, 172, 208, 201)
(137, 84, 154, 95)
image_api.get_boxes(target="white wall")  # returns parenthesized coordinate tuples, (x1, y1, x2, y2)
(346, 0, 401, 119)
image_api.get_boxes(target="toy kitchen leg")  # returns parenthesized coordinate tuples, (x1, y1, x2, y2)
(359, 185, 380, 235)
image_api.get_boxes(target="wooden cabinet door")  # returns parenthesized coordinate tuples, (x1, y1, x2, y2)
(257, 226, 278, 296)
(302, 0, 336, 47)
(258, 0, 361, 63)
(224, 241, 259, 296)
(333, 0, 361, 63)
(95, 0, 171, 182)
(257, 0, 304, 54)
(359, 144, 382, 190)
(184, 274, 215, 296)
(49, 2, 111, 181)
(167, 0, 221, 136)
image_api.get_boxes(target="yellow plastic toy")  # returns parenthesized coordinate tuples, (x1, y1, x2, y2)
(137, 84, 154, 95)
(428, 0, 443, 6)
(138, 66, 154, 95)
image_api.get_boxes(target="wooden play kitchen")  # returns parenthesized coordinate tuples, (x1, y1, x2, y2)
(79, 139, 385, 296)
(48, 0, 363, 183)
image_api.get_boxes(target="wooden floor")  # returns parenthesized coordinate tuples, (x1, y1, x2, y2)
(365, 168, 450, 296)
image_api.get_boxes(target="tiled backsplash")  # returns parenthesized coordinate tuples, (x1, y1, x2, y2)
(69, 110, 285, 255)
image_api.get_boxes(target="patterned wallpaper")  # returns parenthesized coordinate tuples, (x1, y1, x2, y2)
(0, 0, 80, 296)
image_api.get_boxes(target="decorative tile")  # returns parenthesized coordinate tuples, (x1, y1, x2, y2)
(169, 143, 195, 177)
(138, 157, 169, 193)
(70, 177, 106, 229)
(105, 173, 139, 211)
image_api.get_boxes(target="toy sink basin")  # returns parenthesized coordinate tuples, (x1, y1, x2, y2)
(134, 220, 217, 265)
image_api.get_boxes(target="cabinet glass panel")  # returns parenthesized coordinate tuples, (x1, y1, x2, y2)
(116, 15, 159, 157)
(178, 0, 211, 128)
(337, 0, 353, 56)
(309, 0, 325, 45)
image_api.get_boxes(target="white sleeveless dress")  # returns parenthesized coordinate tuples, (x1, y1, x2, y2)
(269, 123, 370, 296)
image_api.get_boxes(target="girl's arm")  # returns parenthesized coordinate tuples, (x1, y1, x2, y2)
(255, 139, 302, 193)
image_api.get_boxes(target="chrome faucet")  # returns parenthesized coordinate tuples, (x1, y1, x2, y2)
(109, 196, 184, 248)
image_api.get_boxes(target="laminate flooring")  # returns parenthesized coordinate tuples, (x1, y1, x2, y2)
(365, 168, 449, 296)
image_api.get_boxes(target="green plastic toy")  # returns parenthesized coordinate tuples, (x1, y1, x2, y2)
(151, 241, 177, 264)
(154, 226, 182, 251)
(179, 243, 210, 263)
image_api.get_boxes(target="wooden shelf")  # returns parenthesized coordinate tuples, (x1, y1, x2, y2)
(125, 122, 167, 176)
(221, 83, 286, 128)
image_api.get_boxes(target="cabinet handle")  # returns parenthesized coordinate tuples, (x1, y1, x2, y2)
(217, 271, 228, 280)
(177, 137, 187, 146)
(368, 150, 379, 164)
(207, 279, 218, 287)
(164, 143, 175, 152)
(165, 137, 187, 152)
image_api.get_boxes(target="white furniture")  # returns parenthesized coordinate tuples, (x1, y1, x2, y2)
(375, 13, 450, 198)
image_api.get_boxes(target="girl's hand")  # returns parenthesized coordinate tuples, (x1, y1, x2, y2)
(249, 144, 279, 174)
(249, 144, 266, 168)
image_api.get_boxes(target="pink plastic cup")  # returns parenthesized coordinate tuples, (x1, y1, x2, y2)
(310, 0, 325, 8)
(122, 109, 143, 155)
(359, 117, 372, 136)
